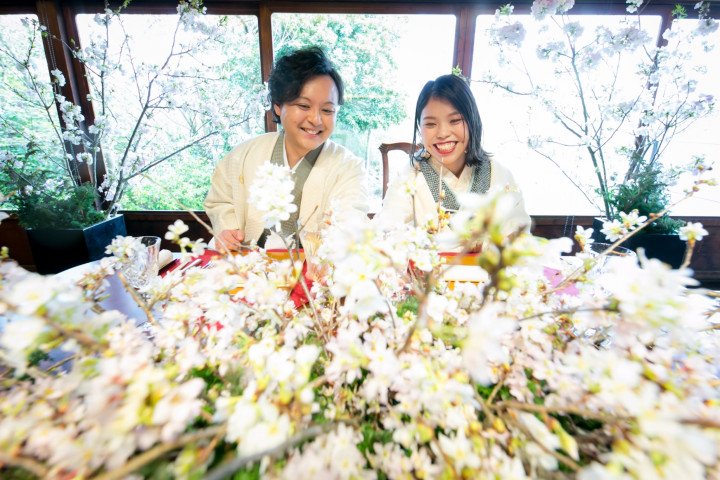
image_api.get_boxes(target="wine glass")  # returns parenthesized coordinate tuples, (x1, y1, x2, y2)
(588, 242, 636, 272)
(122, 236, 161, 292)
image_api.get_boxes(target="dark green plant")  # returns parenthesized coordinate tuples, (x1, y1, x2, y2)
(17, 181, 106, 229)
(2, 145, 106, 228)
(606, 162, 684, 234)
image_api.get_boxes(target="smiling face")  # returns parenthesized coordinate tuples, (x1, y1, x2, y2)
(419, 96, 469, 176)
(274, 75, 339, 166)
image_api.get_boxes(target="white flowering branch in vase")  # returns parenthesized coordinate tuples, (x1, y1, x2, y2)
(478, 0, 718, 235)
(0, 0, 266, 229)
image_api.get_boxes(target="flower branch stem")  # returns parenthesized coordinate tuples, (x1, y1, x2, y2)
(546, 190, 695, 296)
(430, 438, 462, 479)
(280, 235, 328, 346)
(505, 414, 581, 472)
(203, 424, 334, 480)
(679, 239, 695, 269)
(495, 400, 629, 425)
(93, 425, 227, 480)
(518, 306, 617, 322)
(475, 388, 496, 426)
(680, 417, 720, 429)
(0, 352, 50, 379)
(305, 374, 328, 392)
(44, 317, 108, 353)
(46, 353, 77, 372)
(0, 450, 49, 478)
(487, 376, 504, 404)
(125, 117, 252, 182)
(116, 271, 160, 327)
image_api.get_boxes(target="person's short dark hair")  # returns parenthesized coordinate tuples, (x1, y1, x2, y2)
(412, 74, 490, 167)
(267, 46, 345, 123)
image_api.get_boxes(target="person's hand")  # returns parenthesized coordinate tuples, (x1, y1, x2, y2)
(216, 229, 245, 253)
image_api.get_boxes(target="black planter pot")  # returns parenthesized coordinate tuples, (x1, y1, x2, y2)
(26, 214, 127, 274)
(591, 218, 686, 269)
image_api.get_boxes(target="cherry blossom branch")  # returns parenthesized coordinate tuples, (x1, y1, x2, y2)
(680, 417, 720, 429)
(544, 190, 696, 297)
(487, 376, 505, 404)
(517, 306, 617, 322)
(679, 239, 696, 269)
(0, 352, 50, 379)
(0, 450, 49, 478)
(203, 423, 336, 480)
(505, 414, 582, 472)
(430, 438, 462, 479)
(94, 425, 226, 480)
(116, 271, 160, 327)
(474, 387, 496, 426)
(44, 317, 108, 353)
(280, 235, 328, 346)
(46, 353, 77, 372)
(124, 116, 254, 182)
(495, 400, 630, 425)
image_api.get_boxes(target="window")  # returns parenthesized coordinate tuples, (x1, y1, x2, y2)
(0, 14, 65, 207)
(75, 12, 264, 210)
(472, 13, 664, 216)
(659, 18, 720, 216)
(271, 12, 457, 212)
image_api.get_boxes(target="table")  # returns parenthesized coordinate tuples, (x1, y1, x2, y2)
(55, 259, 160, 325)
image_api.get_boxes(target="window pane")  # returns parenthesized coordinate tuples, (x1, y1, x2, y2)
(75, 13, 264, 211)
(0, 15, 65, 207)
(271, 13, 456, 212)
(659, 19, 720, 216)
(472, 14, 663, 216)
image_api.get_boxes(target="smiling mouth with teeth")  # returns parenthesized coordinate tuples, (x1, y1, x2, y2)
(303, 128, 321, 135)
(435, 142, 457, 153)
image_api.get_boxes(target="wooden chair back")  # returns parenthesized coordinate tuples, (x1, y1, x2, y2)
(379, 142, 420, 198)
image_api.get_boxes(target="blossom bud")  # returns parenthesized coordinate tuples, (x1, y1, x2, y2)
(416, 423, 434, 443)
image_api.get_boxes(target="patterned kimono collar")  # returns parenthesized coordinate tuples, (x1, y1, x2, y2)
(416, 156, 492, 211)
(257, 132, 325, 247)
(270, 130, 324, 169)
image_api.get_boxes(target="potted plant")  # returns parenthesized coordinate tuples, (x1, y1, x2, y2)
(0, 1, 265, 273)
(478, 1, 717, 264)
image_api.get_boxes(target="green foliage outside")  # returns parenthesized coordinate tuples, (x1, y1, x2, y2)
(1, 12, 407, 213)
(272, 13, 407, 201)
(118, 13, 408, 210)
(0, 16, 68, 207)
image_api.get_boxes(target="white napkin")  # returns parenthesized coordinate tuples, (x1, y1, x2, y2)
(442, 265, 489, 283)
(158, 249, 174, 270)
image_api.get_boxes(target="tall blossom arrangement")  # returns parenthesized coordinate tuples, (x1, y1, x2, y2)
(481, 0, 718, 233)
(0, 163, 719, 479)
(0, 0, 266, 228)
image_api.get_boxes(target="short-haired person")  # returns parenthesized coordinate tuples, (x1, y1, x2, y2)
(205, 47, 369, 251)
(374, 74, 530, 247)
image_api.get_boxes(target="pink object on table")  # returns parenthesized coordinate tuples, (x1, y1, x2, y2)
(543, 267, 580, 296)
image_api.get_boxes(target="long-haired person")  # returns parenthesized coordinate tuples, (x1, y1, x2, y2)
(205, 47, 369, 251)
(374, 74, 530, 247)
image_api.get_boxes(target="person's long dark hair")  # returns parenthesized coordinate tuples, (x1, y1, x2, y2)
(411, 74, 490, 167)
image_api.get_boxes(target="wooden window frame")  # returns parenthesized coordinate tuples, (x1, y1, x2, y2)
(0, 0, 712, 209)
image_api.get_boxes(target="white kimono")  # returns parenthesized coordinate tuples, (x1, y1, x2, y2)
(205, 132, 369, 244)
(374, 158, 531, 248)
